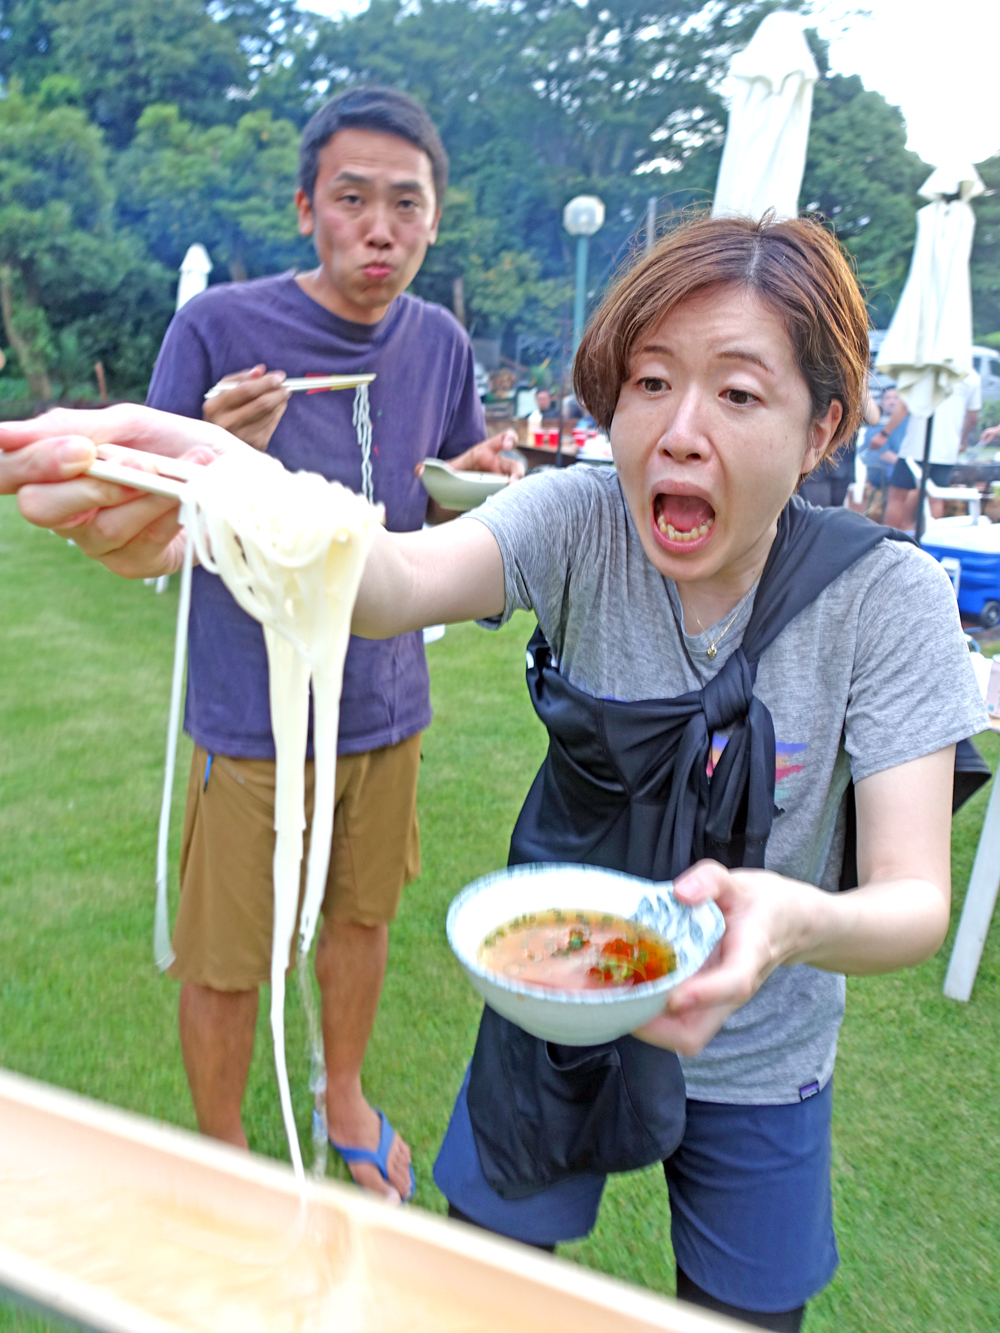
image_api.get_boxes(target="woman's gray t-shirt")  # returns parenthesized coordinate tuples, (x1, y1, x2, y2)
(463, 464, 987, 1105)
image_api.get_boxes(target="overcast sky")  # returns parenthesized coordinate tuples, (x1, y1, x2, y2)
(815, 0, 999, 166)
(301, 0, 1000, 167)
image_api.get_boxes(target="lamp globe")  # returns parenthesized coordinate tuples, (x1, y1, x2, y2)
(563, 196, 605, 237)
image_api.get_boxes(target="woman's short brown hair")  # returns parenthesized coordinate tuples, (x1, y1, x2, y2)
(574, 213, 869, 459)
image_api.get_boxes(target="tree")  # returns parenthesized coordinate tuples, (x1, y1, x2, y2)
(971, 155, 1000, 343)
(0, 81, 173, 398)
(116, 103, 309, 281)
(262, 0, 789, 290)
(0, 0, 54, 94)
(0, 0, 252, 148)
(220, 0, 319, 127)
(0, 0, 991, 383)
(800, 39, 929, 328)
(414, 187, 571, 341)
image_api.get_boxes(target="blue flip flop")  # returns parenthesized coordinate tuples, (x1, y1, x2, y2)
(329, 1109, 415, 1202)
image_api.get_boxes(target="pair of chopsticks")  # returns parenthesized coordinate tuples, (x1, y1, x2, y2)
(203, 372, 375, 401)
(85, 444, 201, 500)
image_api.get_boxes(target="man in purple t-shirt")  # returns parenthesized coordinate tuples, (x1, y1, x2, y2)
(145, 88, 519, 1201)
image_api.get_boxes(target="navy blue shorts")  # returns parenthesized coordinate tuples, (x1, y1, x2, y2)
(889, 458, 954, 490)
(434, 1068, 838, 1314)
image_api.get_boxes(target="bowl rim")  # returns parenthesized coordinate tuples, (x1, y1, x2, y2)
(446, 862, 724, 1009)
(420, 457, 511, 496)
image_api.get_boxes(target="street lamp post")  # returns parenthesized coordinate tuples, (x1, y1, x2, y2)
(573, 235, 589, 346)
(563, 195, 605, 352)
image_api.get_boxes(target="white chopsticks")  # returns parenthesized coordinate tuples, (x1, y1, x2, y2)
(85, 444, 201, 500)
(203, 372, 375, 401)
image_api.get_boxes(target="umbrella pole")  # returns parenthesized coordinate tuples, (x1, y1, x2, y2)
(914, 415, 935, 543)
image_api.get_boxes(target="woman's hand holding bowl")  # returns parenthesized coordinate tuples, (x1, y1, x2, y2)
(634, 859, 814, 1057)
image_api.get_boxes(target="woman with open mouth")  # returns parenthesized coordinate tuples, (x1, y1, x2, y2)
(0, 213, 988, 1331)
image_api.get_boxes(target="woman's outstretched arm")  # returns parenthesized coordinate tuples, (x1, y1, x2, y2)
(0, 404, 509, 625)
(352, 520, 506, 638)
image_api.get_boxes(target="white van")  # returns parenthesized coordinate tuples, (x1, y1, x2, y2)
(973, 346, 1000, 402)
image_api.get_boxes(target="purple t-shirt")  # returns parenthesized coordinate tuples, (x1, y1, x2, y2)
(146, 273, 486, 758)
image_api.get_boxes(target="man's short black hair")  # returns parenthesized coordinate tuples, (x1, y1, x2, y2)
(298, 86, 448, 207)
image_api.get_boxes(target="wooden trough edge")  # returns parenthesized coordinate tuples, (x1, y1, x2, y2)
(0, 1067, 751, 1333)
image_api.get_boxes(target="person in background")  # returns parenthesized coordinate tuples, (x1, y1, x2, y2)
(535, 387, 583, 423)
(883, 371, 981, 530)
(535, 388, 560, 420)
(798, 390, 879, 507)
(171, 88, 523, 1204)
(861, 387, 906, 490)
(865, 387, 905, 464)
(2, 85, 521, 1205)
(561, 391, 584, 421)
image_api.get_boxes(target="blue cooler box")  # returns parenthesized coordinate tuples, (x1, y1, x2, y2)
(922, 520, 1000, 626)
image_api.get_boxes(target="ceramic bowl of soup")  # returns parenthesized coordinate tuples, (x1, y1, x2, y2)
(446, 863, 724, 1045)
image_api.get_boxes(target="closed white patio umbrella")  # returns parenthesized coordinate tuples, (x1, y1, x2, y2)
(876, 162, 985, 420)
(712, 12, 819, 221)
(175, 243, 212, 312)
(875, 161, 985, 540)
(147, 244, 213, 597)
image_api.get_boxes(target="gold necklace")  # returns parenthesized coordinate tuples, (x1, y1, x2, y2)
(689, 583, 756, 660)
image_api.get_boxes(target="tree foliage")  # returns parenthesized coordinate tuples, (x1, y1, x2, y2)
(801, 69, 928, 328)
(971, 155, 1000, 342)
(288, 0, 785, 288)
(3, 0, 252, 147)
(0, 0, 55, 94)
(0, 81, 172, 397)
(117, 104, 309, 281)
(415, 187, 571, 340)
(0, 0, 994, 397)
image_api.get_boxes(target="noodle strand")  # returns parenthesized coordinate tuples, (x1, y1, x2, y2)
(166, 447, 383, 1179)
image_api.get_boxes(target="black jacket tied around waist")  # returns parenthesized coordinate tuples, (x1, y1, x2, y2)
(468, 497, 987, 1200)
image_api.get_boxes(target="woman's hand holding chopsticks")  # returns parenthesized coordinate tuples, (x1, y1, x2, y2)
(0, 404, 233, 579)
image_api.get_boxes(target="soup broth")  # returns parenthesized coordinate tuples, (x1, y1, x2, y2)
(478, 911, 676, 991)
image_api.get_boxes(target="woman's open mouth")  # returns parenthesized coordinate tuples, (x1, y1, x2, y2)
(652, 493, 716, 552)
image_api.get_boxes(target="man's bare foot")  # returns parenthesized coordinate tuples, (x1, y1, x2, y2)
(327, 1091, 413, 1202)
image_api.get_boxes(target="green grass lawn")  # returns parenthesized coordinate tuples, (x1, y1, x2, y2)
(1, 493, 998, 1331)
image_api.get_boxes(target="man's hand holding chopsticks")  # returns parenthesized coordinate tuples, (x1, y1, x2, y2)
(203, 365, 291, 451)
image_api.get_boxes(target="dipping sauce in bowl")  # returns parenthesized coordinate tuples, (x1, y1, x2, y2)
(478, 910, 676, 991)
(448, 863, 723, 1044)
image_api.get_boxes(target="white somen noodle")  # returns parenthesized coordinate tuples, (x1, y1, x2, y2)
(155, 445, 383, 1180)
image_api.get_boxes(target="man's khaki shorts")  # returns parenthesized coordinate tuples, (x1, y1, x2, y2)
(169, 734, 422, 991)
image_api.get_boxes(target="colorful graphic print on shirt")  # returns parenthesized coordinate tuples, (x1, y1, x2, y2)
(708, 734, 807, 805)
